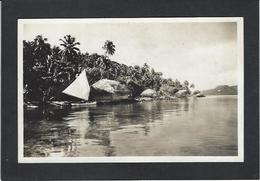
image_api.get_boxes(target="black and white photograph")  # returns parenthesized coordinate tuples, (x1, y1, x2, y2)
(18, 18, 244, 163)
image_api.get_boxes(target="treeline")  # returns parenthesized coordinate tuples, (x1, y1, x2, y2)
(23, 35, 194, 102)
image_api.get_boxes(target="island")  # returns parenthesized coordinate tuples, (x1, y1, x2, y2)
(202, 85, 237, 95)
(23, 35, 202, 108)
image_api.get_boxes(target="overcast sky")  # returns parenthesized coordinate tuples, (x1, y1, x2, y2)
(22, 20, 238, 90)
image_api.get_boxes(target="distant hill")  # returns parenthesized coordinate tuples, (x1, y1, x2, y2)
(202, 85, 237, 95)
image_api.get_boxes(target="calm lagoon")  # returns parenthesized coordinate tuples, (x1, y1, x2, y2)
(24, 95, 237, 157)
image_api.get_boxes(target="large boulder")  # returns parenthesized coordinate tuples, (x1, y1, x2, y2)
(92, 79, 131, 94)
(175, 89, 188, 98)
(196, 93, 206, 97)
(191, 90, 201, 95)
(140, 89, 157, 97)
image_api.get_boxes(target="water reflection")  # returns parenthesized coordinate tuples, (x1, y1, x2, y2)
(85, 114, 116, 156)
(24, 96, 237, 157)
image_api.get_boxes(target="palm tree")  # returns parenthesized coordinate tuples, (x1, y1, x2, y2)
(141, 63, 150, 75)
(33, 35, 52, 65)
(175, 79, 182, 89)
(183, 80, 189, 87)
(183, 80, 191, 94)
(102, 40, 115, 57)
(51, 46, 62, 60)
(59, 35, 80, 63)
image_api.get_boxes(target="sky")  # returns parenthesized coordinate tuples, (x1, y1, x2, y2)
(22, 19, 239, 90)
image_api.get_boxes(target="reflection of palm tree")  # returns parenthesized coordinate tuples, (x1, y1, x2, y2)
(24, 108, 81, 157)
(85, 116, 116, 156)
(143, 122, 150, 136)
(183, 98, 190, 111)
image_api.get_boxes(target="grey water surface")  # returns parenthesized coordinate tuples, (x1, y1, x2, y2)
(24, 95, 237, 157)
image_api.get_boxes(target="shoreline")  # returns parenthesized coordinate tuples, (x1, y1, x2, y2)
(24, 95, 201, 110)
(24, 94, 239, 110)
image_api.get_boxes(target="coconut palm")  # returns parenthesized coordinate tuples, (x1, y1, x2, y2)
(175, 79, 182, 89)
(33, 35, 52, 65)
(59, 35, 80, 63)
(51, 46, 62, 60)
(102, 40, 115, 57)
(183, 80, 189, 88)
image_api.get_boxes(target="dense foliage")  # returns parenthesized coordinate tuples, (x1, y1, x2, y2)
(23, 35, 194, 102)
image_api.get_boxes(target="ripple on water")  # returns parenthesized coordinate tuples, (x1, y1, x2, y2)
(24, 96, 238, 157)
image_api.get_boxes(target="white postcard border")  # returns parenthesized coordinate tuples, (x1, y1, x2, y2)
(17, 17, 244, 163)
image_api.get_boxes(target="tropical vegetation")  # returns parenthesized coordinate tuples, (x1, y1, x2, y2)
(23, 35, 195, 103)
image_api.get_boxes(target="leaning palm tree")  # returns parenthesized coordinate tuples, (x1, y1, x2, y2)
(102, 40, 115, 57)
(59, 35, 80, 63)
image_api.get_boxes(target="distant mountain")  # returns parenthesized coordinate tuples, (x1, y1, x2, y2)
(202, 85, 237, 95)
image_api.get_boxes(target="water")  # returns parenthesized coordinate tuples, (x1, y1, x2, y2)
(24, 95, 238, 157)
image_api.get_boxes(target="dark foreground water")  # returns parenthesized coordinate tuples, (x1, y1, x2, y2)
(24, 95, 237, 157)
